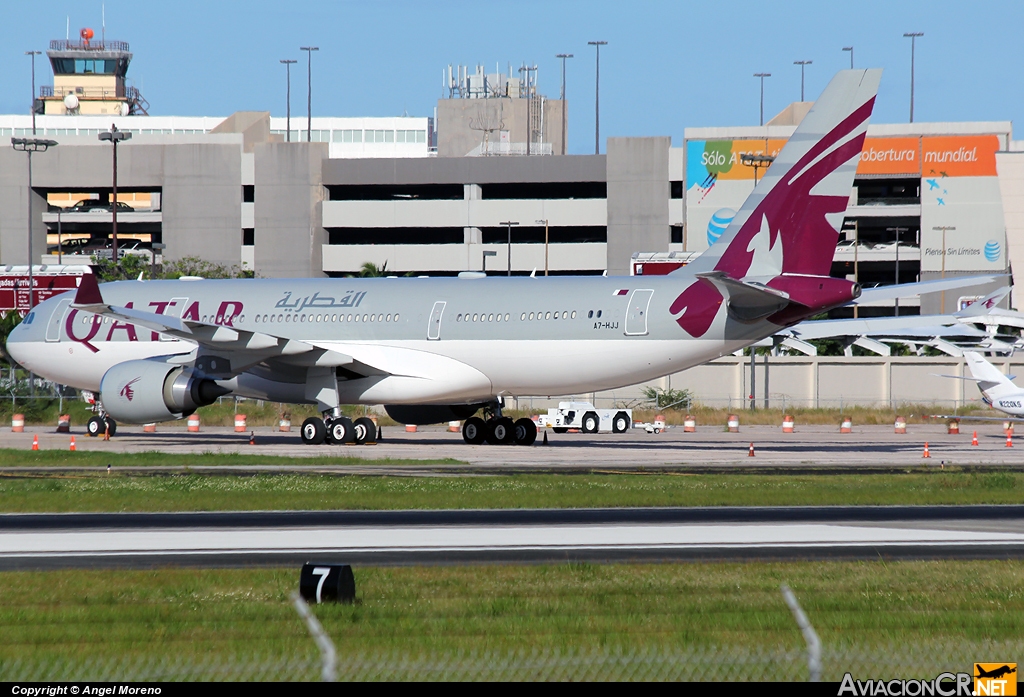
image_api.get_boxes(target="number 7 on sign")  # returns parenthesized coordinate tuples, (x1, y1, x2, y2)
(313, 567, 331, 604)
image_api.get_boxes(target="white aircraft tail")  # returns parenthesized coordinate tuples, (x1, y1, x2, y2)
(955, 287, 1012, 317)
(685, 69, 881, 281)
(964, 351, 1019, 400)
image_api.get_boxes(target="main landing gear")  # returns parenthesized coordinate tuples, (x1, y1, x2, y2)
(462, 402, 536, 446)
(300, 410, 377, 446)
(84, 400, 116, 438)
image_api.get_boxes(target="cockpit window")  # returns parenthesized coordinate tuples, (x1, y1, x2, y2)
(23, 312, 35, 325)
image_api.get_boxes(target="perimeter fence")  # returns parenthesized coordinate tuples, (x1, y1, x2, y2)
(3, 641, 1021, 682)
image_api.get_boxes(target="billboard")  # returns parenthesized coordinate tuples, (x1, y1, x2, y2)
(686, 133, 1009, 271)
(857, 137, 920, 176)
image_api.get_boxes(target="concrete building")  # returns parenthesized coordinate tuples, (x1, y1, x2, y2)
(2, 103, 1022, 310)
(436, 63, 565, 158)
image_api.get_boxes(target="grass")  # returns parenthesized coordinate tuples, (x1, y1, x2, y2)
(0, 470, 1022, 512)
(0, 561, 1020, 675)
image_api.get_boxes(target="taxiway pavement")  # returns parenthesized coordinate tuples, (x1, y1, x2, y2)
(2, 505, 1022, 569)
(2, 423, 1023, 472)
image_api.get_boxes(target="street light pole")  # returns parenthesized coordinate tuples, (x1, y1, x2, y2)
(904, 32, 924, 123)
(99, 124, 132, 262)
(26, 51, 41, 135)
(588, 41, 607, 155)
(280, 59, 297, 142)
(843, 46, 854, 69)
(11, 137, 58, 312)
(300, 46, 319, 142)
(556, 53, 573, 155)
(794, 60, 812, 101)
(754, 73, 771, 126)
(500, 221, 519, 276)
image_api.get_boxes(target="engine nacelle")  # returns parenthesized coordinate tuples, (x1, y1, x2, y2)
(100, 359, 229, 424)
(384, 403, 484, 425)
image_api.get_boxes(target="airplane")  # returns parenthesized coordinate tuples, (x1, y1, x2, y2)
(975, 665, 1017, 680)
(5, 68, 931, 447)
(931, 351, 1024, 422)
(773, 286, 1013, 357)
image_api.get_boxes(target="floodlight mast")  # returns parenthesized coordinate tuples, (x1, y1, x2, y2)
(754, 73, 771, 126)
(904, 32, 924, 122)
(555, 53, 573, 155)
(588, 41, 607, 154)
(793, 60, 812, 102)
(281, 59, 297, 142)
(99, 124, 132, 260)
(10, 136, 58, 314)
(300, 47, 319, 142)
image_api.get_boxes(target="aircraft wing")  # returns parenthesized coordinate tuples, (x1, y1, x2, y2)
(70, 274, 358, 375)
(784, 317, 989, 342)
(852, 275, 1003, 304)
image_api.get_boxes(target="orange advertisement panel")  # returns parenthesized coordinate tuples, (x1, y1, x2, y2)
(857, 137, 920, 175)
(689, 139, 788, 181)
(922, 135, 1000, 177)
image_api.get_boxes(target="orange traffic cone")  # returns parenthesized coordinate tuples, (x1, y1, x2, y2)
(922, 442, 931, 458)
(69, 435, 76, 452)
(103, 423, 110, 441)
(748, 442, 755, 457)
(249, 430, 255, 445)
(1007, 432, 1014, 448)
(31, 434, 38, 451)
(972, 431, 979, 447)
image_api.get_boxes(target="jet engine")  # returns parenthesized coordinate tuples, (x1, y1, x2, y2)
(384, 404, 484, 425)
(99, 359, 230, 424)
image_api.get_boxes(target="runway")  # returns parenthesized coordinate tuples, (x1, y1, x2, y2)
(4, 423, 1024, 472)
(3, 505, 1023, 569)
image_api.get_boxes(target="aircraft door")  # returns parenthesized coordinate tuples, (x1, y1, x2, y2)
(427, 301, 446, 340)
(624, 289, 654, 336)
(45, 298, 72, 342)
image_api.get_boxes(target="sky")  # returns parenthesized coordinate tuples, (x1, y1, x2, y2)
(2, 0, 1022, 153)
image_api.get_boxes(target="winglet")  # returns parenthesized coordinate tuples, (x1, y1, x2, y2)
(74, 273, 104, 306)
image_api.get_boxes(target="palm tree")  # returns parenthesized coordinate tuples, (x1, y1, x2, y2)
(355, 261, 387, 278)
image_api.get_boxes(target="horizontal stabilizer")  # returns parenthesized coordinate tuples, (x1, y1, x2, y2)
(696, 272, 790, 323)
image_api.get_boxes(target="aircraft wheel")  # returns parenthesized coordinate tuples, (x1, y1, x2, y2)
(353, 417, 376, 444)
(462, 416, 487, 445)
(86, 416, 104, 438)
(326, 417, 354, 444)
(612, 412, 630, 434)
(513, 418, 537, 445)
(300, 417, 327, 445)
(104, 416, 117, 437)
(487, 416, 515, 445)
(581, 412, 600, 434)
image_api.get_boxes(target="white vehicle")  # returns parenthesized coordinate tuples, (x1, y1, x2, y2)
(537, 402, 632, 434)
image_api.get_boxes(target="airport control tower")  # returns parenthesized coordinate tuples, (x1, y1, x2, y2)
(39, 28, 148, 116)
